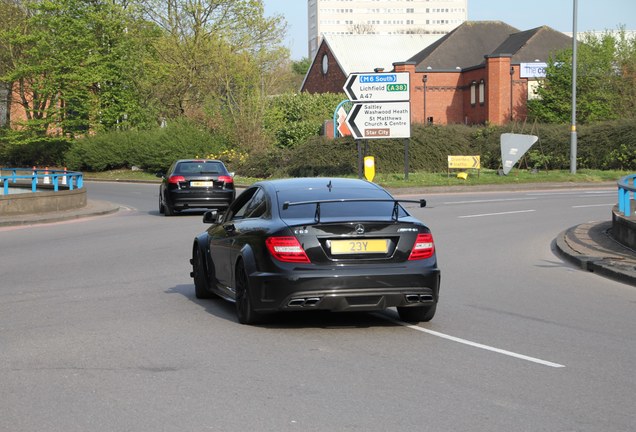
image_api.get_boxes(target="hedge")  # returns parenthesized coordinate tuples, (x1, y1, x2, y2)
(2, 119, 635, 175)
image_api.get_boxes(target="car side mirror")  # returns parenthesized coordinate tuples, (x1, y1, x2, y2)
(203, 210, 219, 224)
(419, 199, 427, 208)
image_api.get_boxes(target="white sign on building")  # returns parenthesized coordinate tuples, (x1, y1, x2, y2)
(520, 62, 548, 78)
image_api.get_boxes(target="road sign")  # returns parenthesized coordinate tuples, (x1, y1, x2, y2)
(346, 101, 411, 139)
(500, 133, 538, 175)
(343, 72, 410, 102)
(447, 155, 481, 169)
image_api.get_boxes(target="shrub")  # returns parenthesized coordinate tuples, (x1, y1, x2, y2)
(0, 131, 71, 167)
(265, 92, 348, 149)
(64, 119, 229, 173)
(245, 119, 636, 177)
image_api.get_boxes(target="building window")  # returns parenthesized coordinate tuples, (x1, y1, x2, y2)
(321, 54, 329, 75)
(479, 80, 485, 105)
(470, 81, 476, 106)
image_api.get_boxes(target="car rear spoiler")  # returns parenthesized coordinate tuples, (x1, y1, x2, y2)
(282, 198, 426, 223)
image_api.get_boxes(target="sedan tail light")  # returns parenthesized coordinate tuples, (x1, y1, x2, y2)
(168, 175, 185, 184)
(408, 233, 435, 260)
(266, 236, 310, 263)
(218, 175, 234, 184)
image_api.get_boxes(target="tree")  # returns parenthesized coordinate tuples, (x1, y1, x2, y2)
(0, 0, 28, 129)
(292, 57, 310, 76)
(1, 0, 158, 134)
(135, 0, 287, 121)
(528, 29, 636, 123)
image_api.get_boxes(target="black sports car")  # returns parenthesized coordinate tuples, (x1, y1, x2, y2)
(190, 178, 440, 324)
(158, 159, 235, 216)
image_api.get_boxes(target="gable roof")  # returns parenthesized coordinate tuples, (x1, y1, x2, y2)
(409, 21, 520, 72)
(493, 26, 573, 63)
(409, 21, 573, 72)
(320, 33, 445, 75)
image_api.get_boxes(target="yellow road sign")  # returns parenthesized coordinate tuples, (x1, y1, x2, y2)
(447, 155, 480, 169)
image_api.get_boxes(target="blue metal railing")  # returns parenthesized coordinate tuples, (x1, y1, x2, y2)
(617, 174, 636, 216)
(0, 167, 84, 195)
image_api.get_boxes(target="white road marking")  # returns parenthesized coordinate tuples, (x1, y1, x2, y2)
(444, 197, 537, 205)
(459, 209, 536, 218)
(527, 191, 614, 197)
(571, 203, 615, 208)
(381, 315, 566, 368)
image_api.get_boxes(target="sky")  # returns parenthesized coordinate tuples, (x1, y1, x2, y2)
(263, 0, 636, 60)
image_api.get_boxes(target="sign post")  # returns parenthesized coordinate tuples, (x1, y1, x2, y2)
(344, 72, 411, 179)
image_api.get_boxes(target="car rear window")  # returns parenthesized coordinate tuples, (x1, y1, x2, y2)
(175, 161, 225, 175)
(277, 188, 407, 220)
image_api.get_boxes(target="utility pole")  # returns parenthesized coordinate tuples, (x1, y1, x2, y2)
(570, 0, 578, 174)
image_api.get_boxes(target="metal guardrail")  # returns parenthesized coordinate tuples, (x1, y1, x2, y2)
(617, 174, 636, 217)
(0, 167, 83, 195)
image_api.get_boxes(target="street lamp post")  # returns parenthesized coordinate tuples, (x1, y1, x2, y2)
(570, 0, 578, 174)
(422, 74, 428, 124)
(510, 66, 515, 121)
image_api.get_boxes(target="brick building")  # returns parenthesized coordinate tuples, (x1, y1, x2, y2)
(302, 21, 573, 126)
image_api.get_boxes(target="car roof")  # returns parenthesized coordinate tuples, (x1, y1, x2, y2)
(258, 177, 385, 193)
(176, 159, 224, 163)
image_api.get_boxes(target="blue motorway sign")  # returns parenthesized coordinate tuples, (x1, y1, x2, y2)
(343, 72, 410, 102)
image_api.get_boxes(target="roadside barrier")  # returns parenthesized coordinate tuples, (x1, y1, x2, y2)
(0, 167, 83, 195)
(617, 174, 636, 217)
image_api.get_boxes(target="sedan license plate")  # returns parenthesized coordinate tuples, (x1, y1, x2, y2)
(331, 239, 388, 255)
(190, 181, 213, 187)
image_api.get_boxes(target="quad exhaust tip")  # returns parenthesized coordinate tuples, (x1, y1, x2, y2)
(405, 294, 434, 303)
(288, 297, 322, 307)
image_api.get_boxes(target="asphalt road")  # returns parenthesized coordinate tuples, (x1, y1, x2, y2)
(1, 181, 635, 431)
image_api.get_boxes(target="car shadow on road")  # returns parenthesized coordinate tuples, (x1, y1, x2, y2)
(166, 283, 398, 329)
(152, 209, 207, 217)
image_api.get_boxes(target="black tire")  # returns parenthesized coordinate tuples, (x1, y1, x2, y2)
(192, 248, 218, 299)
(235, 260, 264, 325)
(158, 194, 164, 214)
(164, 202, 175, 216)
(397, 303, 437, 323)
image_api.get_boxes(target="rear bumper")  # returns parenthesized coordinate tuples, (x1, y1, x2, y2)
(167, 189, 234, 209)
(249, 265, 441, 313)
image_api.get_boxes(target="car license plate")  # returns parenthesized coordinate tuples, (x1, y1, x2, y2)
(331, 239, 388, 254)
(190, 181, 213, 187)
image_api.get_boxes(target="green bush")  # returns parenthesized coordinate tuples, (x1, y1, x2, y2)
(239, 147, 293, 178)
(257, 119, 636, 177)
(64, 119, 229, 173)
(0, 130, 71, 167)
(5, 117, 636, 176)
(265, 93, 347, 149)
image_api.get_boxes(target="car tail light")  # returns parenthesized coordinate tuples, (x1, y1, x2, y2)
(218, 175, 233, 184)
(266, 236, 310, 263)
(168, 175, 185, 184)
(408, 233, 435, 260)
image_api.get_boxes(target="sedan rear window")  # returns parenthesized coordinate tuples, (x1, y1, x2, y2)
(176, 161, 225, 175)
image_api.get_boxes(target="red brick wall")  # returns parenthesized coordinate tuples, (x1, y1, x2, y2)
(461, 69, 488, 124)
(301, 43, 347, 94)
(404, 70, 467, 125)
(485, 55, 512, 125)
(9, 81, 27, 129)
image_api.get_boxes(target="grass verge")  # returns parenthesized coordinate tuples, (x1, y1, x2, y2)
(84, 168, 628, 188)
